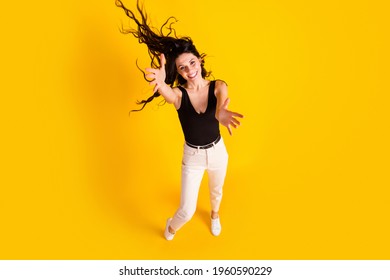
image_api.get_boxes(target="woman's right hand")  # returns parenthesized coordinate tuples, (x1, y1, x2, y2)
(145, 53, 167, 93)
(144, 54, 181, 106)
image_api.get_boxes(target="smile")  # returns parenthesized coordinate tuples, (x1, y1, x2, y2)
(188, 71, 198, 79)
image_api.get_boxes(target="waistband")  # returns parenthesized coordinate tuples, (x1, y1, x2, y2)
(185, 135, 221, 150)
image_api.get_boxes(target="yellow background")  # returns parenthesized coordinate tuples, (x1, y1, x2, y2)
(1, 0, 389, 259)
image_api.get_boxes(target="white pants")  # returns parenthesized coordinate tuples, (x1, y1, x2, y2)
(169, 137, 229, 231)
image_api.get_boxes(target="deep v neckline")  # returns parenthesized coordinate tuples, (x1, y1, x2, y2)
(184, 82, 211, 115)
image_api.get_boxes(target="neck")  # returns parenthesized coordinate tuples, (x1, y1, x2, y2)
(185, 78, 208, 90)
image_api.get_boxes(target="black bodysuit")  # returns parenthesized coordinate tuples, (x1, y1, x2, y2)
(177, 80, 220, 146)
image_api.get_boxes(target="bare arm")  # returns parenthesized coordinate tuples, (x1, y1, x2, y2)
(145, 54, 181, 108)
(215, 80, 244, 135)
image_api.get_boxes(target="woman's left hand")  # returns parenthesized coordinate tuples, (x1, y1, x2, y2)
(217, 98, 244, 135)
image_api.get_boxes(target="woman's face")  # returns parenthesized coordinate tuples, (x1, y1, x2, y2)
(175, 52, 202, 81)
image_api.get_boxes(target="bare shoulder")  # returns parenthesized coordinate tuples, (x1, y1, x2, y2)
(214, 79, 228, 96)
(172, 86, 183, 97)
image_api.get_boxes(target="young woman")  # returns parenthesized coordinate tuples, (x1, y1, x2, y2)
(116, 0, 244, 240)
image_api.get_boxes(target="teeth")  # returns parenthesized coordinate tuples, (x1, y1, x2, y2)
(188, 72, 197, 78)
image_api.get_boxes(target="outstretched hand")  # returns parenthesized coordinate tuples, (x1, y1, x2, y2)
(145, 53, 167, 92)
(218, 98, 244, 135)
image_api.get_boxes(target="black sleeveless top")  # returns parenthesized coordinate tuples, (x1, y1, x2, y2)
(177, 80, 220, 146)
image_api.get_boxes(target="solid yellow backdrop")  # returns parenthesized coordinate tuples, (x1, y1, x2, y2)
(1, 0, 389, 259)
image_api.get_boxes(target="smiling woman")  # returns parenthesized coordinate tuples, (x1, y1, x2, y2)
(115, 0, 244, 241)
(115, 0, 210, 112)
(176, 54, 200, 80)
(1, 0, 388, 260)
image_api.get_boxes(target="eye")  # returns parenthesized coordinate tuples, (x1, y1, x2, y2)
(190, 60, 196, 65)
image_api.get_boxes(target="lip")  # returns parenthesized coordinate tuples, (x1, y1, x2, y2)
(187, 71, 198, 79)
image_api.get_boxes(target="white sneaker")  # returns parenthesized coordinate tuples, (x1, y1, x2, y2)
(164, 218, 175, 241)
(211, 217, 221, 236)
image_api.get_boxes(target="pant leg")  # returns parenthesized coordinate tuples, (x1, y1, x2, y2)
(206, 138, 229, 213)
(169, 145, 207, 231)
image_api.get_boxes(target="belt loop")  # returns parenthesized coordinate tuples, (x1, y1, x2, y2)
(213, 135, 220, 149)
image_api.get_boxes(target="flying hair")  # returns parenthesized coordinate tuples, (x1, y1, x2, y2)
(115, 0, 211, 112)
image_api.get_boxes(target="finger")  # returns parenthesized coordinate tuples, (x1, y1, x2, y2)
(231, 117, 241, 126)
(231, 111, 244, 118)
(160, 53, 166, 68)
(230, 122, 238, 129)
(153, 81, 161, 92)
(145, 73, 155, 80)
(227, 125, 232, 135)
(145, 68, 158, 74)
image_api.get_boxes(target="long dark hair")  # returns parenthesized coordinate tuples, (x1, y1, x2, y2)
(115, 0, 211, 111)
